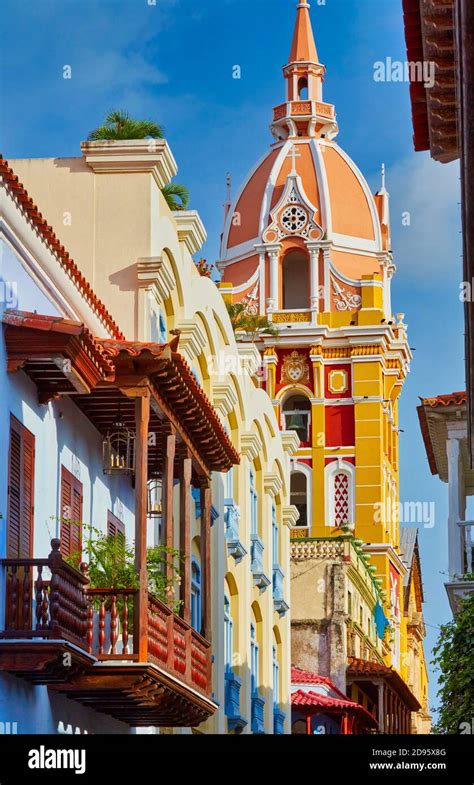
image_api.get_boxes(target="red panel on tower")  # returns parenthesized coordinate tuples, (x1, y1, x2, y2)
(325, 404, 355, 447)
(325, 363, 352, 399)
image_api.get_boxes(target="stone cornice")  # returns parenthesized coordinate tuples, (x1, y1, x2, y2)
(173, 210, 207, 255)
(240, 432, 262, 462)
(283, 505, 300, 528)
(137, 256, 176, 303)
(281, 430, 300, 455)
(212, 383, 238, 418)
(174, 319, 207, 361)
(81, 139, 178, 188)
(236, 343, 261, 376)
(264, 472, 283, 498)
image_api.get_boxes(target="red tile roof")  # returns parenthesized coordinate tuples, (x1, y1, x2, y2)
(1, 157, 124, 340)
(421, 391, 466, 408)
(347, 657, 421, 711)
(291, 689, 378, 728)
(96, 337, 240, 472)
(291, 666, 348, 701)
(2, 310, 115, 377)
(417, 392, 467, 475)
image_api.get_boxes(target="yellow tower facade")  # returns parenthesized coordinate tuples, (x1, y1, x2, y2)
(217, 1, 428, 732)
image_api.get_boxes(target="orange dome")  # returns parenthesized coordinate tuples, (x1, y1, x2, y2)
(217, 2, 392, 318)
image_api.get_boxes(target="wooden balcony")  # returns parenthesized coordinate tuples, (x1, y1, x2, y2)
(0, 541, 216, 727)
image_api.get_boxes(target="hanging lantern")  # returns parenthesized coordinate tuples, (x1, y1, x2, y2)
(147, 478, 163, 517)
(102, 413, 135, 475)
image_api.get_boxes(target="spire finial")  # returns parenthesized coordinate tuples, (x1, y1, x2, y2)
(381, 163, 386, 190)
(226, 172, 231, 203)
(289, 0, 318, 64)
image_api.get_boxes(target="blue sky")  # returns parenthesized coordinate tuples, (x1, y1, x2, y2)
(1, 0, 466, 717)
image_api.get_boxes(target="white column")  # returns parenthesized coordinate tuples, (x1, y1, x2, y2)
(307, 243, 320, 314)
(267, 246, 280, 312)
(322, 247, 331, 311)
(258, 251, 266, 315)
(447, 438, 465, 578)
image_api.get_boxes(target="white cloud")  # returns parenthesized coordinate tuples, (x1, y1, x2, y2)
(387, 153, 462, 284)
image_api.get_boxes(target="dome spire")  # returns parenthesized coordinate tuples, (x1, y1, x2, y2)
(270, 1, 338, 142)
(289, 2, 318, 64)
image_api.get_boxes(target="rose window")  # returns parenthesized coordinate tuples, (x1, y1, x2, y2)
(281, 205, 307, 233)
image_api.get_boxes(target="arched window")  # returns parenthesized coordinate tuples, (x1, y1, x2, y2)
(272, 644, 279, 704)
(250, 622, 259, 696)
(191, 559, 201, 631)
(282, 251, 309, 309)
(298, 77, 308, 100)
(150, 309, 167, 343)
(283, 395, 311, 442)
(224, 593, 233, 672)
(291, 471, 308, 526)
(325, 461, 355, 528)
(250, 470, 258, 537)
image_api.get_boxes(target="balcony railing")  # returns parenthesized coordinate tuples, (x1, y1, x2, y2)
(224, 669, 247, 732)
(250, 535, 271, 590)
(272, 100, 335, 122)
(224, 501, 247, 563)
(251, 690, 266, 734)
(272, 565, 289, 616)
(0, 540, 214, 725)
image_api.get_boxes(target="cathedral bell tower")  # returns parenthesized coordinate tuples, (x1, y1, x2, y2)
(217, 1, 412, 680)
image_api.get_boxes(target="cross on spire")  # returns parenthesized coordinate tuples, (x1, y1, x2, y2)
(287, 143, 301, 175)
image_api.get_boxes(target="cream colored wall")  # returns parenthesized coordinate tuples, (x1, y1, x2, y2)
(11, 144, 294, 734)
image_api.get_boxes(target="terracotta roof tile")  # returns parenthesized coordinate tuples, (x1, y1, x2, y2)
(421, 391, 466, 408)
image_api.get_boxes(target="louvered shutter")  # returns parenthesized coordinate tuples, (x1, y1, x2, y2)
(7, 416, 35, 558)
(60, 467, 83, 557)
(107, 510, 125, 541)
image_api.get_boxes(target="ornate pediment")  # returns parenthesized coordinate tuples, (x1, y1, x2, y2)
(263, 167, 323, 244)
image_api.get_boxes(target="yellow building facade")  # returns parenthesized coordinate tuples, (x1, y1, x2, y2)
(10, 138, 296, 734)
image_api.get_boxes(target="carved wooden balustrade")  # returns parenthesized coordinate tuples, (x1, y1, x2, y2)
(0, 540, 212, 699)
(0, 539, 89, 649)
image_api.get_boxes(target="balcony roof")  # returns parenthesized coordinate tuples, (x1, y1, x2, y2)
(3, 310, 239, 473)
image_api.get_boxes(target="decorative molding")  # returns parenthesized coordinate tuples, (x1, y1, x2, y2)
(137, 256, 176, 303)
(236, 343, 261, 376)
(174, 319, 207, 361)
(80, 139, 178, 188)
(212, 383, 238, 417)
(281, 431, 300, 456)
(290, 538, 345, 560)
(264, 472, 283, 498)
(280, 350, 310, 384)
(173, 210, 207, 255)
(240, 432, 262, 462)
(282, 504, 300, 528)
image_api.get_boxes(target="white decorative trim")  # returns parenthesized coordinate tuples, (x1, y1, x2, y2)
(283, 505, 300, 528)
(311, 139, 332, 235)
(240, 432, 262, 462)
(173, 210, 207, 255)
(291, 462, 312, 528)
(236, 343, 261, 376)
(259, 141, 292, 238)
(212, 383, 238, 418)
(281, 430, 301, 455)
(325, 459, 355, 528)
(137, 256, 176, 303)
(264, 472, 283, 498)
(80, 139, 178, 188)
(174, 319, 207, 361)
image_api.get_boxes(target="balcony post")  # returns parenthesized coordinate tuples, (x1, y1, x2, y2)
(134, 390, 150, 662)
(200, 478, 212, 641)
(163, 429, 176, 583)
(179, 453, 192, 623)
